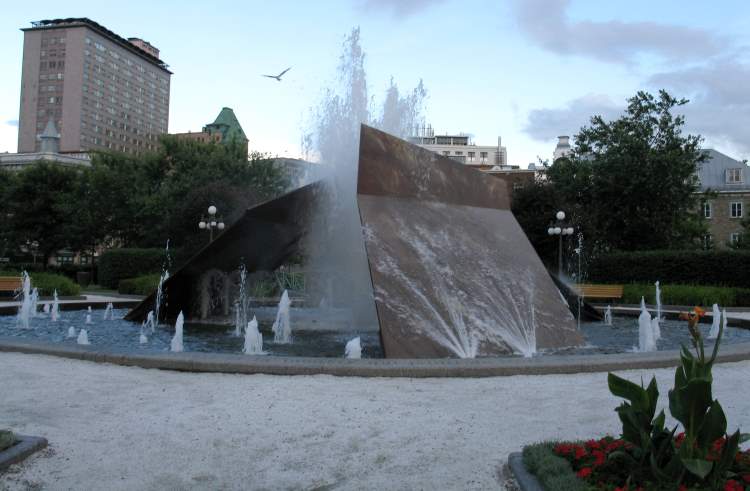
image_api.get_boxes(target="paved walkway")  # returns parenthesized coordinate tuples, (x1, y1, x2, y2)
(1, 352, 748, 490)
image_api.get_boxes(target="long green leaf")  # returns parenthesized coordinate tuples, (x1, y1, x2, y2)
(681, 457, 713, 479)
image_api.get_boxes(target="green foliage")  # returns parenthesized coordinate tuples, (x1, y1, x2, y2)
(0, 270, 83, 296)
(621, 283, 750, 307)
(118, 274, 161, 295)
(588, 250, 750, 288)
(606, 314, 747, 489)
(511, 176, 562, 266)
(522, 442, 586, 491)
(4, 163, 80, 262)
(0, 429, 16, 452)
(547, 90, 706, 254)
(98, 248, 165, 289)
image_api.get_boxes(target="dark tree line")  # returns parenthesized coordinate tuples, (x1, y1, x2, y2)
(0, 136, 289, 266)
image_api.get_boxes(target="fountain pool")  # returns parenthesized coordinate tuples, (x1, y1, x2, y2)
(2, 308, 749, 358)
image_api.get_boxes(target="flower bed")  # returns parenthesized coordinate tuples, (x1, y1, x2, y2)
(519, 309, 750, 491)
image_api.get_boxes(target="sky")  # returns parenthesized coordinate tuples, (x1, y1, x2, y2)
(1, 0, 749, 165)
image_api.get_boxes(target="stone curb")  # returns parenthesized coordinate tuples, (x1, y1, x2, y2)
(1, 336, 750, 377)
(0, 435, 48, 471)
(0, 300, 140, 316)
(507, 452, 544, 491)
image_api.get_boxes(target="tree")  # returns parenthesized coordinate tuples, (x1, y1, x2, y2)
(5, 163, 78, 265)
(549, 90, 706, 253)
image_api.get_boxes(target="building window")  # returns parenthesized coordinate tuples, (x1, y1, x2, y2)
(442, 151, 450, 156)
(454, 151, 463, 156)
(703, 202, 712, 219)
(703, 234, 713, 250)
(730, 233, 741, 246)
(730, 202, 743, 218)
(468, 152, 475, 162)
(726, 168, 744, 184)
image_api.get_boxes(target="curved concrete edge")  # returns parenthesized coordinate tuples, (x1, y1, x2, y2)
(0, 435, 48, 471)
(507, 452, 544, 491)
(2, 336, 750, 377)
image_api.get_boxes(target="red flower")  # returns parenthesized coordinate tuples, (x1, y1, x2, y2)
(585, 439, 601, 450)
(576, 467, 592, 478)
(574, 445, 587, 460)
(678, 485, 688, 491)
(554, 443, 572, 455)
(724, 480, 743, 491)
(742, 474, 750, 483)
(592, 450, 606, 467)
(614, 486, 628, 491)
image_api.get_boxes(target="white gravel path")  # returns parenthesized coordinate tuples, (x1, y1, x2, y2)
(1, 353, 749, 491)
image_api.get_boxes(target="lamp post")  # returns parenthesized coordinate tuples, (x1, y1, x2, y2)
(198, 205, 225, 242)
(547, 210, 574, 277)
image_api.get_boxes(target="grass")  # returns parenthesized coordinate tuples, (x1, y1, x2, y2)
(618, 283, 750, 307)
(522, 442, 586, 491)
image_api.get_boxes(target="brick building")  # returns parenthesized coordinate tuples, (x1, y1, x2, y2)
(698, 149, 750, 248)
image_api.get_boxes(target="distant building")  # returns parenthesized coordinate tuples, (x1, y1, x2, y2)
(1, 120, 90, 171)
(698, 149, 750, 248)
(409, 125, 508, 168)
(553, 135, 572, 161)
(172, 107, 249, 156)
(17, 18, 171, 155)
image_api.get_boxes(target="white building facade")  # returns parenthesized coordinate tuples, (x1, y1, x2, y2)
(409, 126, 508, 168)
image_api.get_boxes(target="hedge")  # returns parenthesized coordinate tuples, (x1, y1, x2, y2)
(0, 271, 80, 296)
(98, 249, 166, 289)
(620, 283, 750, 307)
(587, 250, 750, 288)
(118, 274, 161, 296)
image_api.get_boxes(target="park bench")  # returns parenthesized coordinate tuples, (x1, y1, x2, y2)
(0, 276, 23, 297)
(573, 284, 624, 300)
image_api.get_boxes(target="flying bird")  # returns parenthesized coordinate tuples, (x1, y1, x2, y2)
(262, 67, 292, 82)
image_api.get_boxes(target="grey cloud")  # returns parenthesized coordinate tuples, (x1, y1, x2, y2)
(356, 0, 448, 16)
(512, 0, 725, 64)
(523, 94, 622, 141)
(5, 119, 19, 127)
(647, 60, 750, 156)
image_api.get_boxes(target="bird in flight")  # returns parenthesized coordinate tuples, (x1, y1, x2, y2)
(262, 67, 292, 82)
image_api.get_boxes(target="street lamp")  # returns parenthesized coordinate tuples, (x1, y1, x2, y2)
(547, 210, 574, 277)
(198, 205, 225, 242)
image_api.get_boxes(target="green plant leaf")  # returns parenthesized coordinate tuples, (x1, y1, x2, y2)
(609, 373, 648, 410)
(696, 400, 727, 448)
(681, 457, 713, 479)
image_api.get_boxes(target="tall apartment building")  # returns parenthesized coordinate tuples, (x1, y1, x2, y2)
(409, 125, 508, 168)
(17, 18, 171, 154)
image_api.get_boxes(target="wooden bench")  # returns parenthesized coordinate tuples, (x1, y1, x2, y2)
(0, 276, 23, 297)
(573, 284, 624, 299)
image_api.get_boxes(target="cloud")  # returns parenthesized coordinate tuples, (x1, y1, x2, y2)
(356, 0, 447, 17)
(512, 0, 726, 64)
(523, 94, 622, 141)
(5, 119, 19, 127)
(648, 59, 750, 155)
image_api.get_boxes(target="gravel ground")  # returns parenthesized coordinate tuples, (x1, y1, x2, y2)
(1, 352, 749, 491)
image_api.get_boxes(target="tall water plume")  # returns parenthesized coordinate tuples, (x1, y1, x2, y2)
(302, 28, 427, 330)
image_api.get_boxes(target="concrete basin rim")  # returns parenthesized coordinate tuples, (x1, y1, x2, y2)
(1, 336, 749, 378)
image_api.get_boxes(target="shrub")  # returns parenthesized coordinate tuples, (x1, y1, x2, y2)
(98, 249, 166, 289)
(621, 283, 750, 307)
(588, 250, 750, 288)
(0, 430, 16, 452)
(0, 271, 83, 296)
(118, 274, 161, 296)
(522, 442, 585, 491)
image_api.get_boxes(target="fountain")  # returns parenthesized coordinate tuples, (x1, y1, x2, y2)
(50, 290, 59, 322)
(154, 269, 168, 326)
(243, 316, 264, 355)
(272, 290, 292, 344)
(85, 306, 92, 325)
(77, 329, 90, 345)
(170, 311, 184, 353)
(103, 302, 114, 321)
(708, 303, 721, 339)
(67, 325, 76, 338)
(638, 298, 656, 352)
(29, 288, 39, 318)
(234, 264, 248, 337)
(651, 315, 661, 342)
(139, 325, 148, 344)
(345, 337, 362, 359)
(43, 302, 50, 315)
(655, 280, 663, 321)
(145, 311, 155, 333)
(16, 271, 33, 329)
(603, 305, 613, 326)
